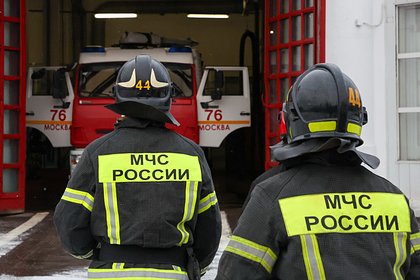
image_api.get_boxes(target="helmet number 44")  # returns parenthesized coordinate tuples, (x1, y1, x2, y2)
(348, 88, 361, 108)
(136, 80, 151, 91)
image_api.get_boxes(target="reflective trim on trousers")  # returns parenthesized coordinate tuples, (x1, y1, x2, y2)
(88, 267, 189, 279)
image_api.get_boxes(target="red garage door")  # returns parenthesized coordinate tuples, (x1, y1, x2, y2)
(264, 0, 325, 169)
(0, 0, 26, 213)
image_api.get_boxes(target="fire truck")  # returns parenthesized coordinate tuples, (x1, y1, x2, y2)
(26, 32, 251, 174)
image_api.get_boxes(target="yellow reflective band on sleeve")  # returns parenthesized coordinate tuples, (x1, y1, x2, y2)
(393, 232, 408, 280)
(224, 235, 277, 273)
(61, 187, 94, 212)
(198, 191, 218, 214)
(98, 153, 202, 183)
(103, 182, 121, 244)
(87, 267, 189, 279)
(177, 181, 198, 246)
(279, 192, 410, 236)
(308, 121, 337, 133)
(410, 232, 420, 254)
(347, 122, 362, 136)
(300, 234, 326, 280)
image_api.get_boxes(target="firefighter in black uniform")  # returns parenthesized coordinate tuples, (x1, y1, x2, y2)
(54, 55, 221, 280)
(216, 63, 420, 279)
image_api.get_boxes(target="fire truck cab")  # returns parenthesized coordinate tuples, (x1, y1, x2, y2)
(25, 32, 251, 173)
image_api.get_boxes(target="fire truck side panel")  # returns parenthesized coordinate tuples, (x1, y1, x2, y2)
(26, 67, 74, 148)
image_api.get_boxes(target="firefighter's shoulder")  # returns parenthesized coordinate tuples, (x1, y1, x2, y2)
(253, 166, 302, 198)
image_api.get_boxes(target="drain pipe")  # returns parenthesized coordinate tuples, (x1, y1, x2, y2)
(71, 0, 85, 62)
(239, 29, 264, 176)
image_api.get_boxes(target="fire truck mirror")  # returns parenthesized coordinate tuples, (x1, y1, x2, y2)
(31, 68, 46, 80)
(52, 68, 67, 99)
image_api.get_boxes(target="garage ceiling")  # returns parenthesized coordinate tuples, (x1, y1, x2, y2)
(84, 0, 252, 15)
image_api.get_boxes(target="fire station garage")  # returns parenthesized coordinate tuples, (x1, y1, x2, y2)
(1, 0, 420, 278)
(21, 0, 267, 213)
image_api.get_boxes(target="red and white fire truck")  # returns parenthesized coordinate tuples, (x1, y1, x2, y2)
(26, 32, 251, 173)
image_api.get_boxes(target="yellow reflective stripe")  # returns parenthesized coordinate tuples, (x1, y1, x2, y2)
(198, 191, 218, 214)
(65, 188, 94, 202)
(308, 121, 336, 133)
(410, 246, 420, 255)
(177, 181, 190, 246)
(112, 182, 121, 244)
(300, 235, 326, 280)
(224, 235, 277, 273)
(300, 235, 314, 280)
(393, 232, 408, 280)
(231, 236, 277, 261)
(88, 267, 189, 279)
(98, 153, 202, 183)
(279, 192, 411, 236)
(103, 182, 121, 244)
(347, 122, 362, 136)
(177, 181, 198, 246)
(103, 183, 113, 244)
(61, 188, 94, 212)
(311, 235, 326, 279)
(61, 196, 93, 212)
(410, 232, 420, 254)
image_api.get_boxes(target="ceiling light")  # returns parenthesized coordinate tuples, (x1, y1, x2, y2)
(187, 14, 229, 19)
(94, 13, 138, 19)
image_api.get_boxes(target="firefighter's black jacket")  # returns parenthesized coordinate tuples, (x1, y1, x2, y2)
(54, 118, 221, 276)
(217, 150, 420, 279)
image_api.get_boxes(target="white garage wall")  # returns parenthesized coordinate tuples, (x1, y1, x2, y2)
(325, 0, 388, 179)
(326, 0, 420, 216)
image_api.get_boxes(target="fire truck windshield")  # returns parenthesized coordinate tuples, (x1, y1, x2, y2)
(78, 62, 193, 98)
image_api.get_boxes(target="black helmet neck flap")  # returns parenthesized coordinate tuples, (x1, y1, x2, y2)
(106, 55, 179, 126)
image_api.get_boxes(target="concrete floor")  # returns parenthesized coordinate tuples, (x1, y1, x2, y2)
(0, 211, 89, 277)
